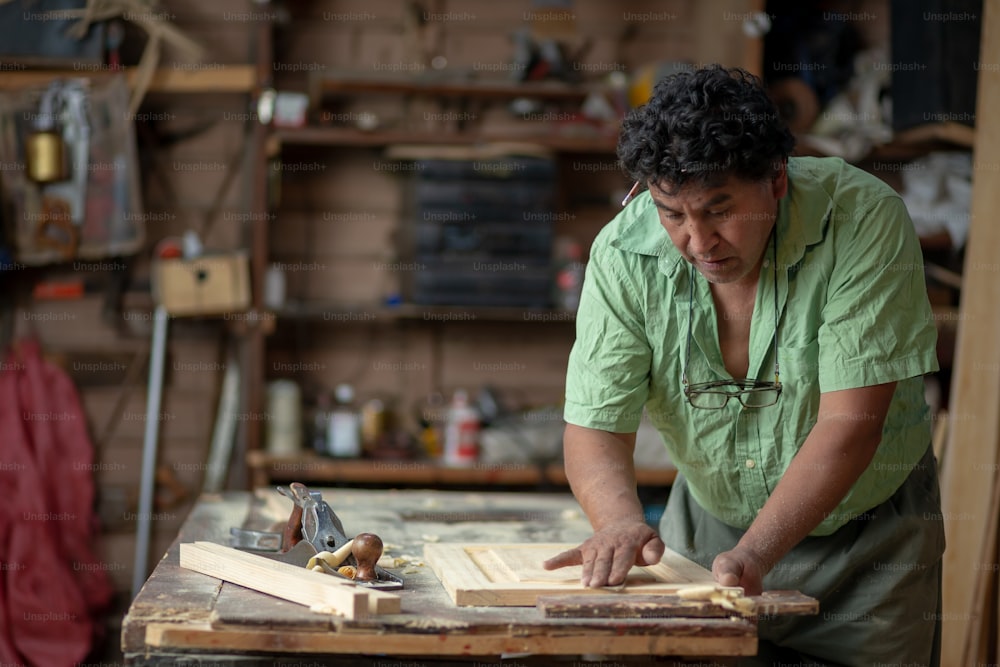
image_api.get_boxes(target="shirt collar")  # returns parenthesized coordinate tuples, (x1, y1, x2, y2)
(608, 157, 833, 278)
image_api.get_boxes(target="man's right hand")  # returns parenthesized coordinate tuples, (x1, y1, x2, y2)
(542, 522, 665, 588)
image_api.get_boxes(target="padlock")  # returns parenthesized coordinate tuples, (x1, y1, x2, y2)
(25, 82, 68, 184)
(25, 129, 66, 183)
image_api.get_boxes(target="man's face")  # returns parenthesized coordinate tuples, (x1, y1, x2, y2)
(648, 168, 788, 287)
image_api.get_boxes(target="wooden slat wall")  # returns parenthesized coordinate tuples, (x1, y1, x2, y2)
(940, 0, 1000, 662)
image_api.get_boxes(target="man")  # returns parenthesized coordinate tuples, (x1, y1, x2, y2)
(543, 65, 944, 666)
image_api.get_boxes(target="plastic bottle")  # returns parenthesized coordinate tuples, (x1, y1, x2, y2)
(554, 240, 585, 311)
(311, 392, 331, 455)
(443, 389, 480, 466)
(327, 384, 362, 458)
(360, 398, 386, 455)
(265, 380, 301, 456)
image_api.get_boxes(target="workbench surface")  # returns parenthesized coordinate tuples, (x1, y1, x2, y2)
(123, 488, 754, 666)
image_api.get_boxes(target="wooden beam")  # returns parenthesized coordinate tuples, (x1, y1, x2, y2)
(692, 0, 764, 76)
(940, 1, 1000, 663)
(537, 591, 819, 619)
(0, 65, 255, 93)
(143, 620, 758, 657)
(133, 65, 255, 93)
(179, 541, 402, 619)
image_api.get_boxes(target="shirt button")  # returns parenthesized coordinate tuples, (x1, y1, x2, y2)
(745, 458, 756, 469)
(762, 260, 770, 268)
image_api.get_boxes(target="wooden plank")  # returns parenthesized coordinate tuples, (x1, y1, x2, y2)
(191, 541, 403, 615)
(136, 65, 255, 93)
(894, 121, 976, 148)
(750, 590, 820, 617)
(210, 582, 336, 631)
(0, 66, 255, 92)
(144, 619, 757, 656)
(424, 542, 717, 607)
(320, 73, 598, 100)
(538, 591, 819, 619)
(475, 544, 657, 583)
(539, 594, 735, 620)
(179, 542, 372, 619)
(940, 1, 1000, 664)
(964, 467, 1000, 661)
(692, 0, 762, 73)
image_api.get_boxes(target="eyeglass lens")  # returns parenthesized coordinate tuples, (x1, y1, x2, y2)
(687, 386, 781, 410)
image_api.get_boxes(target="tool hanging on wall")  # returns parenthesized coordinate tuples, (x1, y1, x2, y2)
(25, 80, 90, 259)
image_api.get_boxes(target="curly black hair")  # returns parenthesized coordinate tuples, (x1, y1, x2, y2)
(618, 65, 795, 192)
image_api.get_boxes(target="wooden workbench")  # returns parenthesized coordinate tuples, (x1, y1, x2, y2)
(122, 488, 759, 666)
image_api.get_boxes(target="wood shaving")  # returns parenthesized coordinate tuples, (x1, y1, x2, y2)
(308, 603, 338, 615)
(377, 556, 404, 569)
(676, 584, 754, 617)
(398, 616, 469, 630)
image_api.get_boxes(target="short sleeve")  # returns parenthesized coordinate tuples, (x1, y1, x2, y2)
(563, 238, 652, 433)
(818, 196, 939, 393)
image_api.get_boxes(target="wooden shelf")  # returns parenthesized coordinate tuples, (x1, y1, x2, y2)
(795, 122, 976, 164)
(247, 450, 677, 488)
(318, 72, 605, 101)
(274, 302, 578, 323)
(0, 65, 256, 93)
(274, 126, 617, 153)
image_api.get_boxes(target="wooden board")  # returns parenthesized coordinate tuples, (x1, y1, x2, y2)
(179, 542, 402, 619)
(145, 617, 756, 657)
(941, 1, 1000, 664)
(537, 591, 819, 619)
(424, 543, 718, 607)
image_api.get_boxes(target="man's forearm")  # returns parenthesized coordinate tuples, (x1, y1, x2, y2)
(563, 424, 645, 529)
(736, 418, 882, 571)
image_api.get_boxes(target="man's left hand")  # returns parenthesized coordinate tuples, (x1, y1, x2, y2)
(711, 546, 767, 596)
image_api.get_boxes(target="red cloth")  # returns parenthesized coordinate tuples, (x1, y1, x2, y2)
(0, 339, 113, 666)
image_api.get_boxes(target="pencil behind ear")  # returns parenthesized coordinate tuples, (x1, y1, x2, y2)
(621, 181, 641, 207)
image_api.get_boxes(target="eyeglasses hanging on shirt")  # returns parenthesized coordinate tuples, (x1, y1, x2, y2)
(681, 228, 782, 410)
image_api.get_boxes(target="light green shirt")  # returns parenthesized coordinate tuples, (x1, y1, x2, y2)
(564, 156, 939, 536)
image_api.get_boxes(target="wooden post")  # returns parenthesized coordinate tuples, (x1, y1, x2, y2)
(692, 0, 765, 76)
(940, 2, 1000, 663)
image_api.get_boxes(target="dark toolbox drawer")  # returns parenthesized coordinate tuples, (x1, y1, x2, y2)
(411, 258, 553, 308)
(413, 180, 555, 211)
(413, 157, 556, 181)
(413, 220, 552, 258)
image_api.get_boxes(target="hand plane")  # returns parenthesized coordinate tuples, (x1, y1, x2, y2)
(230, 482, 403, 591)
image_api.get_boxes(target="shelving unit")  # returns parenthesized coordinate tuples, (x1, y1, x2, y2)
(245, 26, 629, 489)
(241, 1, 766, 491)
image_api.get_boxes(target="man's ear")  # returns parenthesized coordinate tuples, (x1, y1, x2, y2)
(771, 161, 789, 200)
